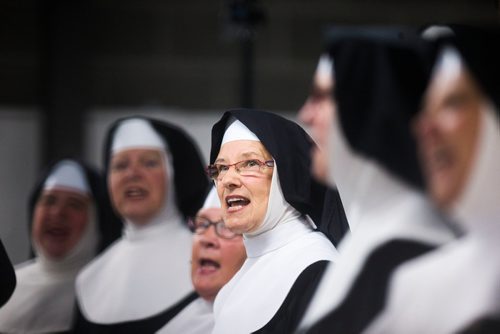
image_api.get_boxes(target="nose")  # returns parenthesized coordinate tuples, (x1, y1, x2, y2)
(124, 161, 143, 181)
(219, 165, 242, 190)
(199, 225, 220, 249)
(48, 202, 65, 221)
(413, 110, 439, 145)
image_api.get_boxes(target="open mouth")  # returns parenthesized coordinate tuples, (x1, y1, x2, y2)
(225, 195, 250, 212)
(125, 187, 148, 199)
(45, 227, 69, 239)
(198, 258, 220, 274)
(427, 147, 453, 175)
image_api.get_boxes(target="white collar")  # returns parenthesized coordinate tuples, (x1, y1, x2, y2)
(213, 219, 337, 333)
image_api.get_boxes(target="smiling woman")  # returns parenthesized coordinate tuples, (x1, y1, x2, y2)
(0, 159, 120, 334)
(74, 116, 209, 333)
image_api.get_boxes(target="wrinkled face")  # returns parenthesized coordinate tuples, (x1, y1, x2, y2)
(109, 149, 167, 225)
(298, 75, 336, 183)
(191, 207, 246, 301)
(32, 189, 91, 259)
(215, 140, 273, 234)
(413, 69, 483, 210)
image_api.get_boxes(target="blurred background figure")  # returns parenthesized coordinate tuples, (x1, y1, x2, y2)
(0, 159, 120, 333)
(366, 24, 500, 334)
(74, 116, 208, 333)
(157, 187, 246, 333)
(209, 109, 341, 333)
(298, 27, 456, 333)
(0, 240, 16, 308)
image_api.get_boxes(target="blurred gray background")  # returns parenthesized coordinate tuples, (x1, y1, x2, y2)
(1, 0, 498, 264)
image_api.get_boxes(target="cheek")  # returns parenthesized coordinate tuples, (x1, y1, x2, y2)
(31, 207, 45, 241)
(69, 211, 90, 239)
(219, 243, 246, 276)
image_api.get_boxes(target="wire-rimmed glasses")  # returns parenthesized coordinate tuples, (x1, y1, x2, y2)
(188, 216, 239, 239)
(206, 159, 274, 181)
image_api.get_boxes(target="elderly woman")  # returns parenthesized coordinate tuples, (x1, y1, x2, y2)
(0, 159, 119, 333)
(207, 109, 341, 333)
(365, 25, 500, 334)
(74, 116, 208, 332)
(157, 188, 246, 333)
(297, 27, 456, 333)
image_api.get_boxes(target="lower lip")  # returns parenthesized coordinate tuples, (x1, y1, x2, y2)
(197, 265, 219, 275)
(227, 204, 248, 214)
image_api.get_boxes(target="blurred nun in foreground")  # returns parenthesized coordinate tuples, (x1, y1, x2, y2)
(0, 159, 119, 333)
(298, 27, 456, 333)
(208, 109, 345, 333)
(366, 24, 500, 334)
(75, 116, 208, 333)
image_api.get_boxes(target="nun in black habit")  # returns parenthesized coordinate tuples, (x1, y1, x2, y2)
(74, 116, 208, 333)
(297, 27, 457, 333)
(208, 109, 344, 333)
(365, 24, 500, 334)
(0, 159, 120, 333)
(0, 240, 15, 308)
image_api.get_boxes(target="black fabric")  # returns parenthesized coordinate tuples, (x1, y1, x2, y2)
(102, 116, 209, 220)
(252, 260, 329, 334)
(458, 316, 500, 334)
(324, 27, 433, 190)
(72, 291, 198, 334)
(27, 159, 121, 258)
(305, 239, 436, 334)
(210, 109, 349, 246)
(0, 239, 16, 308)
(441, 24, 500, 114)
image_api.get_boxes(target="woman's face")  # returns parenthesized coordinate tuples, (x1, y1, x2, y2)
(298, 74, 336, 183)
(32, 189, 91, 259)
(191, 207, 246, 301)
(215, 140, 273, 234)
(109, 149, 167, 225)
(413, 69, 483, 210)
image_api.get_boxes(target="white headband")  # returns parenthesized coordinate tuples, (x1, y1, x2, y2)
(314, 54, 334, 90)
(43, 160, 90, 195)
(202, 186, 221, 209)
(111, 118, 165, 154)
(221, 118, 260, 145)
(432, 46, 464, 87)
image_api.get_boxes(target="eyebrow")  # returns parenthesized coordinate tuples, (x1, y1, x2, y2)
(215, 151, 263, 164)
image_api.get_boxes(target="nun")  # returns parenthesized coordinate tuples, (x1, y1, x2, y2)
(365, 24, 500, 334)
(208, 109, 341, 333)
(297, 27, 456, 333)
(0, 239, 16, 308)
(74, 116, 209, 333)
(157, 187, 247, 333)
(0, 159, 119, 333)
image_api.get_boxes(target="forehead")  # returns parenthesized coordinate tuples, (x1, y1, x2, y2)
(111, 148, 163, 160)
(216, 140, 270, 162)
(198, 207, 223, 221)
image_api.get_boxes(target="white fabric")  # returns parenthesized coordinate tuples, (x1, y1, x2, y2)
(111, 118, 165, 153)
(213, 220, 337, 334)
(221, 118, 260, 145)
(156, 298, 214, 334)
(0, 204, 98, 333)
(314, 54, 334, 90)
(202, 186, 221, 209)
(76, 134, 193, 323)
(43, 160, 90, 195)
(431, 47, 463, 93)
(364, 106, 500, 334)
(298, 116, 455, 330)
(212, 118, 337, 333)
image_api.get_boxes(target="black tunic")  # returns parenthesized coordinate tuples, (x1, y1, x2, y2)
(304, 240, 437, 334)
(253, 261, 329, 334)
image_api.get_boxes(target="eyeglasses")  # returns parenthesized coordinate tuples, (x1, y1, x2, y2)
(206, 159, 274, 180)
(188, 216, 239, 239)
